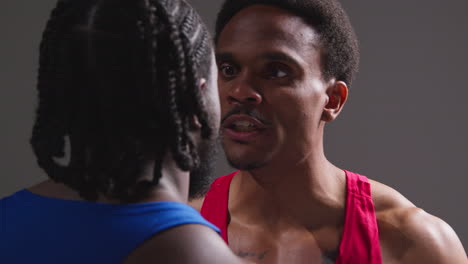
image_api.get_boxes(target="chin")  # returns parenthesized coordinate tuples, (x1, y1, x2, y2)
(227, 158, 267, 171)
(222, 137, 277, 171)
(224, 149, 269, 171)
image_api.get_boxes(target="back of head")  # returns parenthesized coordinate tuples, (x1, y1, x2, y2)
(30, 0, 214, 202)
(215, 0, 359, 86)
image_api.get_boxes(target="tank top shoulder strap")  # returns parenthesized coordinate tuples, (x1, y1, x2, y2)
(201, 171, 238, 243)
(336, 170, 382, 264)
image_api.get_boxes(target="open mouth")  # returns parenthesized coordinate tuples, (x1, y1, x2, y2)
(221, 114, 268, 141)
(222, 114, 266, 131)
(227, 120, 260, 132)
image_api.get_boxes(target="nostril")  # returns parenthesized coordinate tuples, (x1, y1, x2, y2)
(227, 96, 240, 104)
(226, 87, 262, 104)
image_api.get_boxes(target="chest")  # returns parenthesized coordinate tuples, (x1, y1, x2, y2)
(227, 220, 405, 264)
(227, 221, 341, 264)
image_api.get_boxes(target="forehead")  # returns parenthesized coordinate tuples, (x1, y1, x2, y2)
(217, 5, 320, 60)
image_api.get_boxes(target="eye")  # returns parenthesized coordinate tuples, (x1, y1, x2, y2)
(219, 63, 239, 79)
(264, 63, 291, 79)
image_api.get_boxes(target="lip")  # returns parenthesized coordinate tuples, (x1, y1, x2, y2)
(221, 114, 267, 142)
(222, 114, 267, 129)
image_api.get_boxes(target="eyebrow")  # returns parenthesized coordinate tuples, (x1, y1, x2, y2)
(216, 51, 301, 67)
(215, 52, 235, 64)
(260, 52, 301, 67)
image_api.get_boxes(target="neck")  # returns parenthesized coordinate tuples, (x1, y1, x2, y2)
(29, 152, 190, 204)
(230, 140, 346, 229)
(152, 152, 190, 203)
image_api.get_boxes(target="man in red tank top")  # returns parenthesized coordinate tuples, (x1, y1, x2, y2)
(191, 0, 468, 263)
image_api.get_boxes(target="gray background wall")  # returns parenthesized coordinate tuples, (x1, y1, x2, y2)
(1, 0, 467, 247)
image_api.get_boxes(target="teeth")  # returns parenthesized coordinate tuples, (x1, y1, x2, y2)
(232, 120, 257, 132)
(233, 121, 256, 128)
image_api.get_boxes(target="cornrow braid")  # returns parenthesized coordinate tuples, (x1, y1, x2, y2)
(185, 30, 212, 139)
(140, 0, 164, 185)
(31, 0, 85, 192)
(150, 0, 206, 171)
(30, 0, 215, 203)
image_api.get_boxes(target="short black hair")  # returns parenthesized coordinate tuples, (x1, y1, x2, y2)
(215, 0, 359, 86)
(30, 0, 214, 202)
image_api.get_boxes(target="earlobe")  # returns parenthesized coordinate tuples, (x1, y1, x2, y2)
(322, 81, 348, 122)
(193, 78, 207, 130)
(189, 115, 202, 130)
(199, 78, 207, 91)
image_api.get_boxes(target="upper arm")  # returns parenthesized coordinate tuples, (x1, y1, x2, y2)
(400, 209, 468, 264)
(124, 224, 244, 264)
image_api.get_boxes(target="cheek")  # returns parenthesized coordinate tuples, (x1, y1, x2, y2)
(211, 80, 221, 117)
(272, 90, 326, 133)
(218, 84, 231, 114)
(210, 96, 221, 130)
(210, 97, 221, 130)
(203, 84, 221, 132)
(277, 85, 322, 111)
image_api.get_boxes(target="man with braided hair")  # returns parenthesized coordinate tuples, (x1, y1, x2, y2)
(0, 0, 243, 263)
(193, 0, 468, 263)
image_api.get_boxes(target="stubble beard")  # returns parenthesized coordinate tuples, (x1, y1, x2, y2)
(222, 137, 268, 171)
(188, 135, 219, 199)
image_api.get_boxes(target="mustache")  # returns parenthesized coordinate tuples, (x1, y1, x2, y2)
(221, 106, 270, 125)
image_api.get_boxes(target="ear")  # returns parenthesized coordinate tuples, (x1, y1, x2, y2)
(322, 81, 348, 122)
(188, 78, 207, 131)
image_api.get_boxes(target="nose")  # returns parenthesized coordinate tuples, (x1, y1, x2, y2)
(224, 75, 262, 105)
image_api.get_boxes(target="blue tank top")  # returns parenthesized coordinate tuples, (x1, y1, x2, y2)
(0, 189, 220, 263)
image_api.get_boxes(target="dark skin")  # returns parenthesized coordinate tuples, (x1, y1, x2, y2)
(28, 57, 244, 264)
(192, 5, 467, 264)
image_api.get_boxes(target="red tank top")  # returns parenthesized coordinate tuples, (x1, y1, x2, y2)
(201, 170, 382, 264)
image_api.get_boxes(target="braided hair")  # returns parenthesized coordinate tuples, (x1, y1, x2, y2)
(215, 0, 360, 86)
(30, 0, 214, 203)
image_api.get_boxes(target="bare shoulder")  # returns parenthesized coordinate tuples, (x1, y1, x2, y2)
(124, 224, 244, 264)
(368, 179, 467, 264)
(367, 179, 414, 212)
